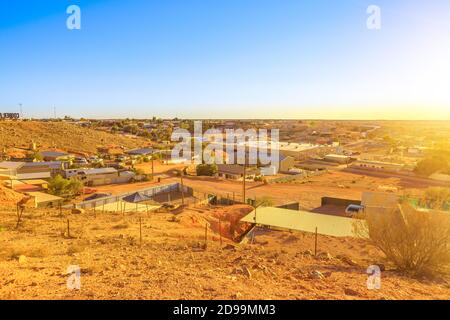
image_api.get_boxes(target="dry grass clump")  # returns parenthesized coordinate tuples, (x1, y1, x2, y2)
(112, 220, 130, 229)
(0, 245, 49, 260)
(66, 241, 89, 255)
(355, 204, 450, 277)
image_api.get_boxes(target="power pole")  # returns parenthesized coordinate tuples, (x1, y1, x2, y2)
(18, 103, 23, 118)
(180, 168, 185, 206)
(151, 154, 154, 181)
(242, 164, 246, 204)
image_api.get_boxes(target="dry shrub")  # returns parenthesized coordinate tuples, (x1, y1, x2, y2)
(0, 245, 48, 260)
(355, 204, 450, 277)
(66, 240, 89, 255)
(112, 220, 130, 229)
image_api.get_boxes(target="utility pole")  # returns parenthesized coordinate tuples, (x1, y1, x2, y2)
(180, 168, 185, 206)
(151, 154, 154, 181)
(18, 103, 23, 118)
(242, 164, 246, 203)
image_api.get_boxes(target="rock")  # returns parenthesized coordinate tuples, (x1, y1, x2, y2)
(302, 250, 313, 256)
(242, 266, 252, 279)
(344, 288, 360, 296)
(71, 208, 85, 215)
(223, 244, 236, 251)
(310, 270, 325, 280)
(337, 255, 358, 266)
(232, 292, 242, 299)
(18, 255, 27, 264)
(233, 256, 243, 263)
(316, 252, 333, 261)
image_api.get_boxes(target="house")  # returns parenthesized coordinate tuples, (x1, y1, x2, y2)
(125, 148, 154, 157)
(0, 161, 55, 180)
(63, 167, 134, 186)
(73, 157, 89, 165)
(25, 191, 63, 208)
(20, 161, 66, 178)
(278, 155, 295, 172)
(350, 159, 405, 172)
(217, 164, 260, 180)
(324, 154, 352, 164)
(0, 161, 24, 178)
(407, 146, 429, 156)
(40, 151, 70, 161)
(430, 172, 450, 182)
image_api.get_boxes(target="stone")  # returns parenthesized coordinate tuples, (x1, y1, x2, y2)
(337, 255, 358, 266)
(344, 288, 360, 296)
(223, 244, 236, 251)
(242, 266, 252, 279)
(71, 208, 85, 215)
(316, 252, 333, 261)
(233, 292, 242, 299)
(310, 270, 325, 280)
(18, 255, 27, 264)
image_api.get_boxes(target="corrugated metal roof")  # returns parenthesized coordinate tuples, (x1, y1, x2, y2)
(0, 161, 25, 170)
(17, 172, 51, 180)
(82, 168, 117, 175)
(26, 192, 63, 203)
(240, 207, 362, 238)
(22, 161, 63, 169)
(126, 148, 154, 155)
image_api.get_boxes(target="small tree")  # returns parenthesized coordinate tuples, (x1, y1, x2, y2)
(414, 156, 448, 177)
(48, 175, 83, 198)
(355, 204, 450, 277)
(196, 164, 218, 176)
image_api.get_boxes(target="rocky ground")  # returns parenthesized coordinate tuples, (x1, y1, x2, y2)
(0, 205, 449, 300)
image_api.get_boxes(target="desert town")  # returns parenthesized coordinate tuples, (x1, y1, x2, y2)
(0, 118, 449, 299)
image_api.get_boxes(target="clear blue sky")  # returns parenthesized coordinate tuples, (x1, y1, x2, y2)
(1, 0, 449, 119)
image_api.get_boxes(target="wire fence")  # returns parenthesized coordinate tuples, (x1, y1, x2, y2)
(66, 182, 193, 210)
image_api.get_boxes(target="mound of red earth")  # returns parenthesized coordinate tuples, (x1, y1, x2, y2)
(0, 185, 24, 206)
(208, 205, 254, 240)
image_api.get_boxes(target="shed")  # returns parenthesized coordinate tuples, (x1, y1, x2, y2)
(240, 207, 362, 238)
(25, 192, 63, 208)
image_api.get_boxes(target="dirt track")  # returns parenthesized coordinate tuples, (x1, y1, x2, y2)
(94, 170, 414, 210)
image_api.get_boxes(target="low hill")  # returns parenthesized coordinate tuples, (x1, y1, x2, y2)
(0, 205, 448, 299)
(0, 121, 150, 155)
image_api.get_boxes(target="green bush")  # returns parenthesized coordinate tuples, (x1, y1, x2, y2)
(48, 175, 83, 198)
(196, 164, 218, 176)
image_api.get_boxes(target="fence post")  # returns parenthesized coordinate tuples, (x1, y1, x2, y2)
(139, 216, 142, 247)
(204, 223, 208, 250)
(219, 219, 222, 246)
(314, 227, 318, 257)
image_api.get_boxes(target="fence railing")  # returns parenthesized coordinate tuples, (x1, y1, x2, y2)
(66, 182, 192, 210)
